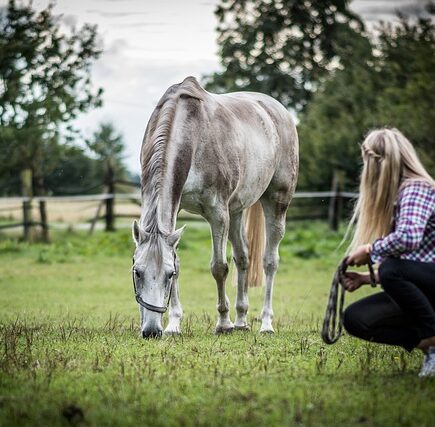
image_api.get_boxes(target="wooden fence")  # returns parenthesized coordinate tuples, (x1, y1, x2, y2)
(0, 189, 357, 241)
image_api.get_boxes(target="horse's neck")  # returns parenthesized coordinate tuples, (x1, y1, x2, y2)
(140, 138, 193, 234)
(140, 189, 176, 234)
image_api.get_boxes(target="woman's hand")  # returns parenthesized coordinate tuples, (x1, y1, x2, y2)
(342, 272, 370, 292)
(347, 244, 371, 266)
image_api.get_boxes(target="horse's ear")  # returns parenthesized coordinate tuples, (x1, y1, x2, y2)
(167, 225, 186, 248)
(132, 220, 141, 245)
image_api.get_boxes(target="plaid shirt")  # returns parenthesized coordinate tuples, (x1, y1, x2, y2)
(371, 180, 435, 264)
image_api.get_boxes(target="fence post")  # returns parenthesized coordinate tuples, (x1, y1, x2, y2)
(328, 170, 344, 231)
(34, 173, 50, 243)
(22, 200, 32, 240)
(105, 164, 115, 232)
(89, 199, 105, 235)
(39, 199, 49, 242)
(20, 169, 33, 241)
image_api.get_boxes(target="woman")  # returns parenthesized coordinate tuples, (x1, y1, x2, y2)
(342, 128, 435, 377)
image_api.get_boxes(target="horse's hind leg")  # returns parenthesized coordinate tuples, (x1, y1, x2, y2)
(208, 206, 234, 333)
(259, 194, 289, 333)
(229, 210, 250, 330)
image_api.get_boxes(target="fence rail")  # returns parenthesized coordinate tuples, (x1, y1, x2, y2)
(0, 167, 354, 240)
(0, 190, 357, 239)
(0, 191, 359, 203)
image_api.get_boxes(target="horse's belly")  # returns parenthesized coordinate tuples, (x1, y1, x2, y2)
(180, 194, 204, 216)
(180, 103, 281, 213)
(229, 165, 275, 211)
(228, 135, 277, 210)
(180, 144, 276, 214)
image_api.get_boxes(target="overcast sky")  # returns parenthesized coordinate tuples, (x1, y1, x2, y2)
(1, 0, 430, 174)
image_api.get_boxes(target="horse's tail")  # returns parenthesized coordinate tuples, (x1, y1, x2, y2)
(246, 201, 265, 287)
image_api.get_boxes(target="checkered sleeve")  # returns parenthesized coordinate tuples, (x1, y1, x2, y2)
(371, 181, 435, 263)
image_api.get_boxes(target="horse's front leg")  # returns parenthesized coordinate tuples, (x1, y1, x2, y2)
(209, 207, 234, 334)
(164, 278, 183, 335)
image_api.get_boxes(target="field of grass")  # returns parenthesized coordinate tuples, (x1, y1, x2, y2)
(0, 222, 434, 427)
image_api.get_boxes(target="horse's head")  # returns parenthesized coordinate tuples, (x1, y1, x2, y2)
(131, 220, 185, 338)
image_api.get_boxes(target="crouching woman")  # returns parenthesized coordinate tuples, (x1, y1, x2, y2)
(343, 128, 435, 377)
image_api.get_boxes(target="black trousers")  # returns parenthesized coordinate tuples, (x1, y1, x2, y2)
(343, 257, 435, 352)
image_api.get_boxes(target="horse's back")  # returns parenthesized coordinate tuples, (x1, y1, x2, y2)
(221, 92, 298, 204)
(227, 92, 298, 197)
(208, 91, 297, 165)
(154, 77, 298, 213)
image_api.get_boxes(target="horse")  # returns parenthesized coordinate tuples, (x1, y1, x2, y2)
(132, 76, 298, 338)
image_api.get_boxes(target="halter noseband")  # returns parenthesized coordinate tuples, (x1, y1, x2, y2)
(131, 256, 176, 314)
(134, 292, 171, 314)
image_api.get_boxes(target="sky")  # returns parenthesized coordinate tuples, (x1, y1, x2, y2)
(1, 0, 430, 174)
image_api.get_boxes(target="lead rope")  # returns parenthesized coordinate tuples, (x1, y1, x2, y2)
(321, 257, 377, 345)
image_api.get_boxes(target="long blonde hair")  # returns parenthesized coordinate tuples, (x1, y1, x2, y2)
(347, 128, 435, 252)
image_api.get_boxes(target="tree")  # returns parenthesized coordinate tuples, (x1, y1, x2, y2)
(44, 146, 104, 196)
(85, 122, 127, 180)
(376, 17, 435, 173)
(86, 122, 127, 232)
(0, 0, 103, 240)
(298, 15, 435, 191)
(204, 0, 363, 112)
(0, 0, 103, 193)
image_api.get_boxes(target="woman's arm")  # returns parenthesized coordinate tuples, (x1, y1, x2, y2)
(343, 270, 380, 292)
(343, 270, 379, 292)
(370, 181, 435, 263)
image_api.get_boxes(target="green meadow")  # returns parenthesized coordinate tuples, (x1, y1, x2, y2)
(0, 222, 433, 426)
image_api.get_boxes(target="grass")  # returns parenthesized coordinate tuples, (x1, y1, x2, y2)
(0, 222, 433, 427)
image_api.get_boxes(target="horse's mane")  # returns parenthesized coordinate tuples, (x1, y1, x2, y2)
(140, 76, 204, 235)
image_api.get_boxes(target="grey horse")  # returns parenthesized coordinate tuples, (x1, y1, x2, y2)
(132, 76, 298, 338)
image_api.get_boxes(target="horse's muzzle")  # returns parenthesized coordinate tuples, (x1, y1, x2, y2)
(141, 326, 163, 339)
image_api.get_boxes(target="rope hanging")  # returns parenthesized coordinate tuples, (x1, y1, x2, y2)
(321, 257, 377, 345)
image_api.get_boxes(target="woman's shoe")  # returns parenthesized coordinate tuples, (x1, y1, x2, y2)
(419, 346, 435, 377)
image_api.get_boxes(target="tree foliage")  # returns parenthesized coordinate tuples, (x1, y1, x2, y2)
(0, 0, 102, 193)
(298, 15, 435, 190)
(204, 0, 363, 111)
(44, 146, 105, 196)
(86, 122, 127, 180)
(37, 122, 128, 196)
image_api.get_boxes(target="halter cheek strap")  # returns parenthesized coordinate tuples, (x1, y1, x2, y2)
(131, 255, 176, 314)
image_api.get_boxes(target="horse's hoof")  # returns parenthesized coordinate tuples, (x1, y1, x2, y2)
(215, 325, 234, 334)
(259, 328, 275, 334)
(234, 324, 251, 331)
(163, 328, 181, 336)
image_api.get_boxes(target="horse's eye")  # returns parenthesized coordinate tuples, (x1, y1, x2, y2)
(134, 269, 141, 279)
(168, 271, 176, 280)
